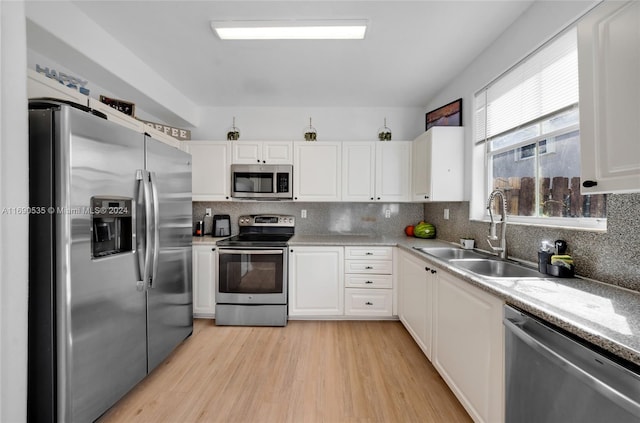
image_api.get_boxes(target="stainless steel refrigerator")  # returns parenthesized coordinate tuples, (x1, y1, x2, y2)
(27, 101, 193, 422)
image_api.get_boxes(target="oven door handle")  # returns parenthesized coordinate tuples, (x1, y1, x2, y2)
(218, 249, 284, 255)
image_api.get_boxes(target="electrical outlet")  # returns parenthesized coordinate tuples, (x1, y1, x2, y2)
(205, 208, 212, 216)
(444, 208, 450, 220)
(301, 209, 307, 219)
(385, 209, 391, 218)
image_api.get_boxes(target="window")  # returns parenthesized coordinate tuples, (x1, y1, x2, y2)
(474, 27, 606, 228)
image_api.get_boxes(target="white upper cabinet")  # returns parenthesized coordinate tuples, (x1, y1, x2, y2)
(578, 0, 640, 194)
(376, 142, 412, 202)
(412, 127, 464, 201)
(231, 141, 293, 164)
(183, 141, 231, 201)
(342, 142, 376, 201)
(293, 142, 342, 201)
(342, 141, 412, 202)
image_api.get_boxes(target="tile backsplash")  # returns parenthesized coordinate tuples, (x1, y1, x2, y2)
(423, 193, 640, 292)
(193, 202, 424, 238)
(193, 194, 639, 292)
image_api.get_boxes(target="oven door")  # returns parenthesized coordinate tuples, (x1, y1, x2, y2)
(217, 247, 287, 304)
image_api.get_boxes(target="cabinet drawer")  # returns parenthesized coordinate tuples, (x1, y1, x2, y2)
(345, 274, 393, 289)
(345, 260, 392, 274)
(345, 247, 393, 260)
(345, 288, 393, 316)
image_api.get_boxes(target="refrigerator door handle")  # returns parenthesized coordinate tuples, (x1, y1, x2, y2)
(149, 171, 160, 288)
(134, 170, 145, 286)
(140, 170, 153, 287)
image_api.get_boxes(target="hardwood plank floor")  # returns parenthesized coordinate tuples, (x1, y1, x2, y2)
(99, 319, 472, 423)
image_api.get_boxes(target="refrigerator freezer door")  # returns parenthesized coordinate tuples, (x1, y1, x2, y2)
(145, 136, 193, 371)
(30, 104, 149, 423)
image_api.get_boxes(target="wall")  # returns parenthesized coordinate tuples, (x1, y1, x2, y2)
(191, 106, 425, 142)
(0, 1, 29, 421)
(194, 202, 424, 238)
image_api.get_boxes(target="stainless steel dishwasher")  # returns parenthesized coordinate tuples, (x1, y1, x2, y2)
(504, 305, 640, 423)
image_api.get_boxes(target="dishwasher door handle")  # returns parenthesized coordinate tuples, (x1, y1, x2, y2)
(504, 318, 640, 415)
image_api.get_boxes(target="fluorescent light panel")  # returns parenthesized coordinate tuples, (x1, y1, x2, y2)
(211, 20, 367, 40)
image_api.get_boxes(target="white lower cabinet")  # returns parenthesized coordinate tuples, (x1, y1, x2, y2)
(433, 270, 504, 423)
(344, 246, 394, 317)
(398, 249, 433, 359)
(288, 246, 344, 316)
(192, 245, 217, 318)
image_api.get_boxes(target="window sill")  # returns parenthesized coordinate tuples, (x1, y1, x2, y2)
(470, 216, 607, 232)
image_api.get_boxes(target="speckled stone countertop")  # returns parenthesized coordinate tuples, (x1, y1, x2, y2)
(192, 236, 227, 245)
(288, 234, 640, 367)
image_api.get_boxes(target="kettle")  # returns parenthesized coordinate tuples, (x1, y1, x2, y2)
(213, 214, 231, 237)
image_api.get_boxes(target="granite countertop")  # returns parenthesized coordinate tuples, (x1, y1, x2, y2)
(192, 236, 228, 245)
(285, 233, 640, 367)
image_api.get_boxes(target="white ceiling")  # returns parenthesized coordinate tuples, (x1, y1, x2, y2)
(28, 1, 533, 112)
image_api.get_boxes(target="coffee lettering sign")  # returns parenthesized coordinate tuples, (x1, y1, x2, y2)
(137, 119, 191, 141)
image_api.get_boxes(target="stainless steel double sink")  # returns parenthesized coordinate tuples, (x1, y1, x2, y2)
(413, 247, 543, 279)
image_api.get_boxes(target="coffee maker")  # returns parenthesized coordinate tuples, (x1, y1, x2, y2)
(213, 214, 231, 237)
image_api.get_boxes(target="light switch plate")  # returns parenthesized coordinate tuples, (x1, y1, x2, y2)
(444, 208, 450, 220)
(301, 209, 307, 218)
(205, 208, 212, 216)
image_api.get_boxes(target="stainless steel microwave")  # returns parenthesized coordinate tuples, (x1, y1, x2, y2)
(230, 164, 293, 199)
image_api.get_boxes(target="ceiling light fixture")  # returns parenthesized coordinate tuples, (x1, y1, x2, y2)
(211, 20, 368, 40)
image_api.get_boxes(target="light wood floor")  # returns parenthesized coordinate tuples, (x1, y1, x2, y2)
(99, 319, 472, 423)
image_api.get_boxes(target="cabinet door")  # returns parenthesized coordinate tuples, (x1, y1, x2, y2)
(375, 142, 411, 202)
(263, 141, 293, 164)
(412, 133, 431, 201)
(231, 141, 262, 164)
(294, 142, 342, 201)
(184, 141, 231, 201)
(433, 271, 504, 423)
(412, 127, 464, 201)
(578, 1, 640, 194)
(289, 246, 344, 316)
(342, 142, 375, 201)
(192, 245, 217, 317)
(398, 250, 432, 359)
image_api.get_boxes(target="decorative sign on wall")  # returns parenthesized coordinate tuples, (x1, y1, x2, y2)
(99, 95, 136, 117)
(425, 98, 462, 130)
(138, 119, 191, 141)
(35, 64, 90, 95)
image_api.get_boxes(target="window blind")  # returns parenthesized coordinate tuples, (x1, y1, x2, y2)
(475, 28, 578, 142)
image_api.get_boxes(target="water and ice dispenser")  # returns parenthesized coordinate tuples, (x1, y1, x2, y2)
(91, 197, 133, 258)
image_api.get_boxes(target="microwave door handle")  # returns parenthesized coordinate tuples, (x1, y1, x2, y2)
(218, 249, 284, 255)
(149, 171, 160, 288)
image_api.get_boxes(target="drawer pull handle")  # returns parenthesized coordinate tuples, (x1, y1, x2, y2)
(365, 252, 373, 255)
(365, 301, 373, 306)
(431, 269, 437, 274)
(425, 267, 431, 271)
(365, 266, 373, 269)
(365, 280, 373, 284)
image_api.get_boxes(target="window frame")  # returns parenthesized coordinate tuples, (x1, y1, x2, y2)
(470, 28, 607, 231)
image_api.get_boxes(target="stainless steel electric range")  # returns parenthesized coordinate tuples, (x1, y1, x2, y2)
(215, 214, 295, 326)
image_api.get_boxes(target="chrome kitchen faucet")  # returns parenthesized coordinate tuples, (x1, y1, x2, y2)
(487, 189, 508, 259)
